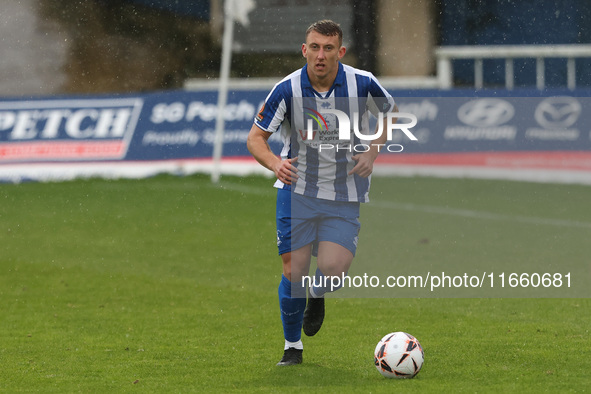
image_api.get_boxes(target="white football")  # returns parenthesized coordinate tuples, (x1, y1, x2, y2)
(374, 332, 424, 378)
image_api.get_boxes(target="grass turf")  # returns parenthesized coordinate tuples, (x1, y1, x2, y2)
(0, 174, 589, 392)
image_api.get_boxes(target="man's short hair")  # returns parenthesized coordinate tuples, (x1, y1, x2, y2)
(305, 20, 343, 46)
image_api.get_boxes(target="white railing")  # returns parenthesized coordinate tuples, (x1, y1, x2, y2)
(435, 44, 591, 90)
(185, 45, 591, 92)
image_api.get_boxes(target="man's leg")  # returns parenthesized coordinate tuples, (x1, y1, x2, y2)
(314, 241, 354, 295)
(303, 241, 354, 337)
(276, 245, 312, 366)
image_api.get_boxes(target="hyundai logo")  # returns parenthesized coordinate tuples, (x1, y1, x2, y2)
(457, 99, 514, 127)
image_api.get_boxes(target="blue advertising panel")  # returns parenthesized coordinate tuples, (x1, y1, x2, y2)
(0, 88, 590, 183)
(0, 90, 270, 164)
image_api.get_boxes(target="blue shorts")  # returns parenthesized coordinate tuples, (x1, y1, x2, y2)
(276, 189, 361, 256)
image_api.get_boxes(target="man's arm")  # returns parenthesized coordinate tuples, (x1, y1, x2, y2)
(348, 104, 399, 178)
(247, 124, 298, 185)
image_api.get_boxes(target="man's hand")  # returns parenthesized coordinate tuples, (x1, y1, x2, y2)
(348, 107, 396, 178)
(247, 124, 299, 184)
(348, 153, 375, 178)
(273, 157, 299, 184)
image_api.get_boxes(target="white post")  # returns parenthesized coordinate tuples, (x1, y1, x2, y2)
(211, 0, 235, 183)
(505, 58, 514, 90)
(437, 56, 453, 89)
(567, 57, 576, 90)
(536, 57, 545, 90)
(474, 58, 483, 89)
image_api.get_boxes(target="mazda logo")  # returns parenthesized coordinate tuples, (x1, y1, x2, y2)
(535, 97, 581, 129)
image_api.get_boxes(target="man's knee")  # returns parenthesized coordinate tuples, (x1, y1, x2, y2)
(281, 252, 292, 281)
(317, 242, 354, 276)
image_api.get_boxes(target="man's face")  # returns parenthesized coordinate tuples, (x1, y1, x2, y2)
(302, 30, 346, 83)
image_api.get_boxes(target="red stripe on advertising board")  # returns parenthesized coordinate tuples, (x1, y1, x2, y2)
(375, 151, 591, 171)
(0, 141, 125, 161)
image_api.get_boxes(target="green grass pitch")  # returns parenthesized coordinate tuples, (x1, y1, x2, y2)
(0, 173, 589, 392)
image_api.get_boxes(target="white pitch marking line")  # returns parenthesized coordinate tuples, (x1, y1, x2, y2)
(367, 200, 591, 229)
(217, 181, 591, 230)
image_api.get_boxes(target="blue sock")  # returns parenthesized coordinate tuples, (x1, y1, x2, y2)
(278, 275, 306, 343)
(311, 267, 346, 298)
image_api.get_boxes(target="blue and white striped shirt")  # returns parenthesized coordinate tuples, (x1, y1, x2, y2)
(254, 62, 395, 203)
